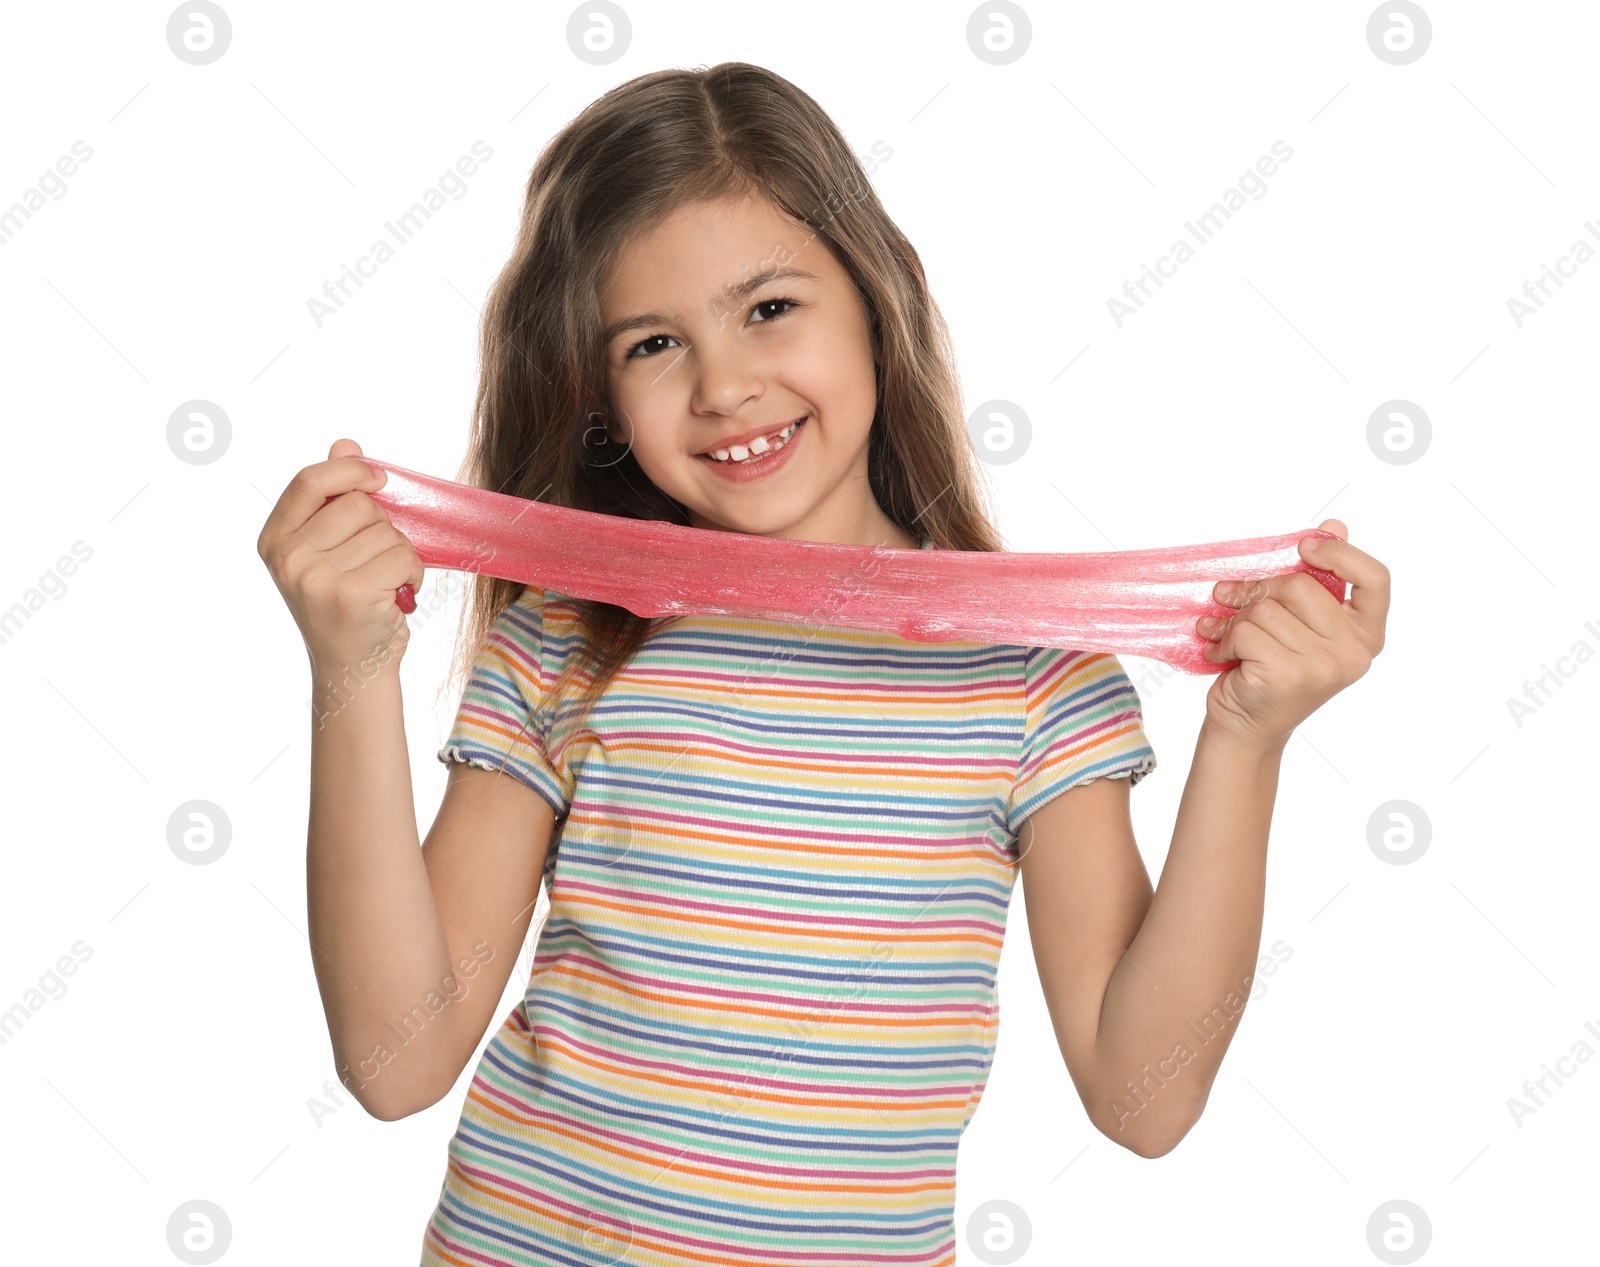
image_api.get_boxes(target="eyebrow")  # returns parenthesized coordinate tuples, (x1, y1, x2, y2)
(603, 265, 818, 346)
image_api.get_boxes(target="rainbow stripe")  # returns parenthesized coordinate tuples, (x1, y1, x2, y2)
(423, 556, 1156, 1266)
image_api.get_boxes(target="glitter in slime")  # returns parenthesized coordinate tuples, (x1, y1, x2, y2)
(354, 457, 1346, 676)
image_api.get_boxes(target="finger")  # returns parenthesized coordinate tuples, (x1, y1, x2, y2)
(322, 518, 410, 577)
(1203, 597, 1317, 660)
(1205, 620, 1305, 738)
(1221, 571, 1344, 642)
(305, 526, 421, 617)
(267, 454, 388, 544)
(1296, 531, 1390, 634)
(1203, 609, 1284, 666)
(347, 538, 424, 596)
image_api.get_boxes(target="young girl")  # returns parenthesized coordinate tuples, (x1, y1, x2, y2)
(259, 62, 1387, 1267)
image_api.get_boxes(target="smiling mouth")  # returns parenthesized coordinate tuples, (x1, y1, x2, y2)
(698, 417, 806, 464)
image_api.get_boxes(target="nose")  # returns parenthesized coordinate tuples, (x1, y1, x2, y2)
(687, 338, 764, 416)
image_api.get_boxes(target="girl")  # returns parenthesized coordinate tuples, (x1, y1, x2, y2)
(258, 62, 1388, 1267)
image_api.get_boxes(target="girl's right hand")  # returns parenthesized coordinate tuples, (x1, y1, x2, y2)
(257, 438, 424, 673)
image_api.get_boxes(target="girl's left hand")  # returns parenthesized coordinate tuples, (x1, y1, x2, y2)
(1196, 519, 1390, 748)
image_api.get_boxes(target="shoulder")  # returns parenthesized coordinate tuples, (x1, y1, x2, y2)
(1022, 646, 1138, 690)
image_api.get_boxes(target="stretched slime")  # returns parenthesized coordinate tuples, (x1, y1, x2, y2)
(357, 457, 1345, 676)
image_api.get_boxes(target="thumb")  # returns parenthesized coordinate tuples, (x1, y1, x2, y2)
(328, 437, 364, 460)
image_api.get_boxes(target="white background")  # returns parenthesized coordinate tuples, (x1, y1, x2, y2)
(1, 1, 1595, 1263)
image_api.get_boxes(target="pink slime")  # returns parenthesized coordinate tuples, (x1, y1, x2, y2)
(360, 457, 1345, 676)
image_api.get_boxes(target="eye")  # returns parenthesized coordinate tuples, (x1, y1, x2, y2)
(622, 296, 801, 361)
(625, 333, 677, 360)
(749, 296, 799, 323)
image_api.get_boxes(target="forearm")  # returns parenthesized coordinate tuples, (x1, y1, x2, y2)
(305, 651, 457, 1117)
(1090, 718, 1286, 1155)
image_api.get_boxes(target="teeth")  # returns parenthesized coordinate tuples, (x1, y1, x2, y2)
(706, 419, 800, 463)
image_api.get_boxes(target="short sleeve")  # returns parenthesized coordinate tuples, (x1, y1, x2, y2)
(437, 587, 571, 821)
(1006, 648, 1157, 835)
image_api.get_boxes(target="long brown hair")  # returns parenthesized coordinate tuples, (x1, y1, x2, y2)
(447, 61, 1005, 743)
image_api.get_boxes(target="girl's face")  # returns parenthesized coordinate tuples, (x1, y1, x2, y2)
(598, 192, 918, 548)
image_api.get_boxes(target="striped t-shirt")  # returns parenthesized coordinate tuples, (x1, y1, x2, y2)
(421, 542, 1156, 1267)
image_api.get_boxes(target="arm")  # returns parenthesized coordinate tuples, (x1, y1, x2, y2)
(261, 443, 559, 1120)
(1015, 719, 1286, 1158)
(306, 660, 554, 1120)
(1017, 518, 1386, 1156)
